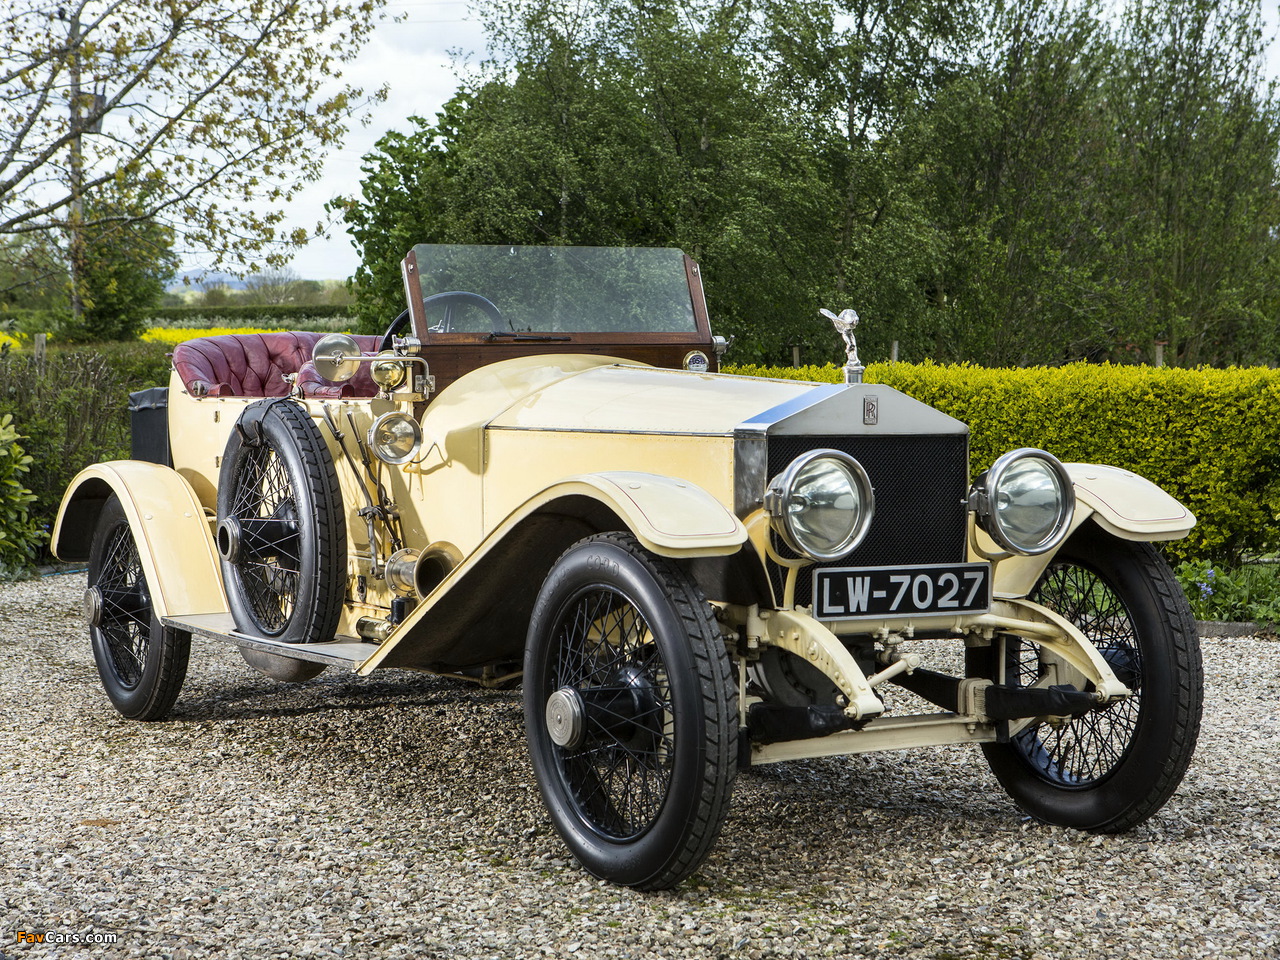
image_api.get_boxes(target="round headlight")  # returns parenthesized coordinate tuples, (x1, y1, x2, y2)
(764, 450, 875, 561)
(972, 448, 1074, 555)
(367, 412, 422, 465)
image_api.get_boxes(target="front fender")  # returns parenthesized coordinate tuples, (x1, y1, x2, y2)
(54, 462, 226, 619)
(513, 472, 748, 558)
(356, 472, 747, 675)
(987, 463, 1195, 599)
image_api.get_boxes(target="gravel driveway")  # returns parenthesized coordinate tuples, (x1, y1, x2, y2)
(1, 572, 1276, 960)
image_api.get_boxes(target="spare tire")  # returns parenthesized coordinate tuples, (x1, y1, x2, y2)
(216, 398, 345, 644)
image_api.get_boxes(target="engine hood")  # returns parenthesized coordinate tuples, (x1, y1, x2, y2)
(485, 360, 819, 436)
(480, 359, 967, 439)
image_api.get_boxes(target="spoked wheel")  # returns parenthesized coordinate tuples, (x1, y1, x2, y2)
(524, 533, 737, 890)
(86, 495, 190, 720)
(217, 399, 345, 646)
(981, 523, 1203, 831)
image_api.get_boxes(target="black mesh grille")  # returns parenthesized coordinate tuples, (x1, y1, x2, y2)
(767, 433, 970, 606)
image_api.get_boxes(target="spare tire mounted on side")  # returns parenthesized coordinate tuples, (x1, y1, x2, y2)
(216, 398, 345, 648)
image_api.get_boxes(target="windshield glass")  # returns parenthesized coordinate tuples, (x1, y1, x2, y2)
(409, 244, 698, 334)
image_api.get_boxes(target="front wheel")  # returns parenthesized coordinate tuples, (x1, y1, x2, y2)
(981, 523, 1203, 832)
(524, 533, 737, 890)
(86, 495, 190, 720)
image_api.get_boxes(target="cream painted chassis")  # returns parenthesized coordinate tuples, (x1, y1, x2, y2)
(56, 351, 1196, 768)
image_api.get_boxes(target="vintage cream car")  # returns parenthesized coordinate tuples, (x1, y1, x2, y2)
(54, 244, 1203, 890)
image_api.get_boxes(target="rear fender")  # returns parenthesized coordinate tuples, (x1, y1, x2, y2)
(54, 462, 226, 618)
(986, 463, 1195, 598)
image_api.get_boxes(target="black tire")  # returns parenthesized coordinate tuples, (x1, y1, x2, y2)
(87, 495, 190, 720)
(981, 523, 1203, 832)
(524, 532, 737, 890)
(238, 647, 327, 682)
(217, 399, 345, 643)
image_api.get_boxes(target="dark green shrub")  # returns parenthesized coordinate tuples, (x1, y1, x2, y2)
(0, 351, 143, 560)
(0, 413, 46, 576)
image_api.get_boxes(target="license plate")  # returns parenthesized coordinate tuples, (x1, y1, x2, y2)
(813, 563, 991, 620)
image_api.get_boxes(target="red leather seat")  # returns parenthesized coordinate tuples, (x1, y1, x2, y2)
(172, 332, 381, 398)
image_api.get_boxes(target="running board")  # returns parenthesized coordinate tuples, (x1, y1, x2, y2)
(161, 613, 376, 670)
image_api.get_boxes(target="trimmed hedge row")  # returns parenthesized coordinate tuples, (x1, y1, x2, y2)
(144, 303, 354, 324)
(725, 362, 1280, 563)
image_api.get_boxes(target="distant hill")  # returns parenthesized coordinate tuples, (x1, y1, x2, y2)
(168, 269, 250, 292)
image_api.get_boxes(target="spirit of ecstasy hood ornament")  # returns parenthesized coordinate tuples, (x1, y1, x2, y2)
(819, 307, 864, 384)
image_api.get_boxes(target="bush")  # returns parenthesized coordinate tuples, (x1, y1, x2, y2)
(0, 413, 46, 576)
(79, 339, 173, 388)
(1174, 560, 1280, 625)
(144, 303, 355, 326)
(725, 361, 1280, 563)
(0, 350, 149, 561)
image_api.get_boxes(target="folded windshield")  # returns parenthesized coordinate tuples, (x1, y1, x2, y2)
(409, 244, 698, 334)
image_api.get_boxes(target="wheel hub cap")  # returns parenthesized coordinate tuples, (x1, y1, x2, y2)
(546, 686, 586, 750)
(83, 586, 104, 627)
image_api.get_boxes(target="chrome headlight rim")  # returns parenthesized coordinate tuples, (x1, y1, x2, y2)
(764, 448, 875, 562)
(366, 411, 423, 465)
(971, 447, 1075, 556)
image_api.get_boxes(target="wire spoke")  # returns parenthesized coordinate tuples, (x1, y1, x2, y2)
(1014, 560, 1145, 786)
(93, 524, 151, 686)
(549, 586, 674, 840)
(227, 439, 300, 634)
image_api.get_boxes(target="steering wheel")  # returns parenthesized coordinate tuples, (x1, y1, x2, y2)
(380, 291, 506, 350)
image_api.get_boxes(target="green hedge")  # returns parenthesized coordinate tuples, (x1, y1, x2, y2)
(725, 362, 1280, 563)
(144, 303, 354, 325)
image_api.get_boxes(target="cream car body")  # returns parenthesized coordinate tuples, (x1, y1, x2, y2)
(55, 243, 1203, 891)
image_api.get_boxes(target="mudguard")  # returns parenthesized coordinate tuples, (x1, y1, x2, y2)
(988, 463, 1195, 599)
(53, 461, 226, 619)
(518, 472, 748, 558)
(356, 471, 747, 674)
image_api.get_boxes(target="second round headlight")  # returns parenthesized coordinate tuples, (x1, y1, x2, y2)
(972, 448, 1074, 555)
(764, 450, 875, 561)
(367, 412, 422, 465)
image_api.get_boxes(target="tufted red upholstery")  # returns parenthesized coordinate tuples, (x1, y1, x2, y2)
(171, 332, 382, 399)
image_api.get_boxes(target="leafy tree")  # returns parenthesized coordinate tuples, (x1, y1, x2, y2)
(339, 0, 857, 359)
(920, 0, 1116, 364)
(340, 0, 1280, 367)
(1099, 0, 1280, 366)
(1, 0, 387, 329)
(71, 183, 179, 341)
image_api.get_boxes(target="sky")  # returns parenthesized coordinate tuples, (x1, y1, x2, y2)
(262, 1, 1280, 282)
(256, 1, 486, 281)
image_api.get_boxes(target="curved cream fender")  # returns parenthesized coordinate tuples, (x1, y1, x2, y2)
(355, 471, 746, 675)
(517, 471, 749, 558)
(53, 462, 226, 618)
(985, 462, 1196, 598)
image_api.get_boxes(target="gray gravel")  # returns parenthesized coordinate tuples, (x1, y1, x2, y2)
(2, 572, 1277, 960)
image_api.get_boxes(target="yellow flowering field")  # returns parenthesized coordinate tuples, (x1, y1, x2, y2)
(140, 326, 275, 346)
